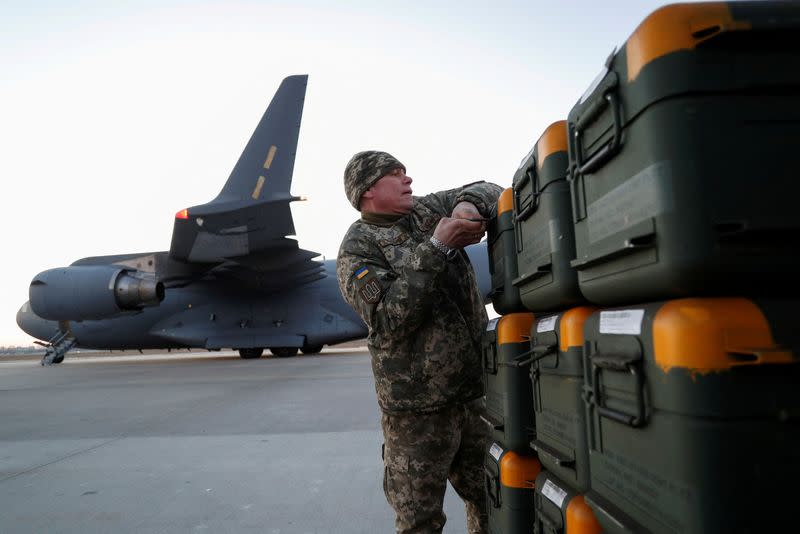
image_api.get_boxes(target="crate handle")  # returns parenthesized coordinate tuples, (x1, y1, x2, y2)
(574, 89, 622, 176)
(484, 466, 501, 508)
(724, 347, 795, 367)
(500, 344, 558, 368)
(531, 438, 576, 468)
(570, 229, 656, 270)
(512, 263, 553, 287)
(515, 167, 541, 222)
(513, 161, 541, 223)
(483, 342, 498, 374)
(480, 412, 504, 431)
(591, 351, 647, 428)
(511, 174, 527, 253)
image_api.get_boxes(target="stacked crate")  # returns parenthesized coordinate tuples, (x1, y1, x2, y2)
(483, 2, 800, 533)
(566, 4, 800, 530)
(501, 119, 604, 534)
(483, 189, 541, 534)
(529, 308, 601, 534)
(579, 299, 799, 533)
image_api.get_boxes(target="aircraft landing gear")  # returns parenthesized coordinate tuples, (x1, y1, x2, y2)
(39, 331, 76, 366)
(270, 347, 298, 358)
(300, 344, 323, 355)
(238, 348, 264, 359)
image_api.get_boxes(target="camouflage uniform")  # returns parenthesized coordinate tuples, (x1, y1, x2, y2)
(337, 151, 502, 534)
(381, 398, 490, 533)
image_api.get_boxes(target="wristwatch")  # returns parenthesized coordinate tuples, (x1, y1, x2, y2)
(430, 236, 457, 259)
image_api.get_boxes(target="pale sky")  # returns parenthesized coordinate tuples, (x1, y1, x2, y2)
(0, 0, 696, 346)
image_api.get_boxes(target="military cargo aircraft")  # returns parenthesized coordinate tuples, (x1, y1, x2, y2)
(17, 75, 491, 365)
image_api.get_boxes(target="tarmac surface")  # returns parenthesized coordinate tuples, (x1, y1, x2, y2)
(0, 348, 469, 533)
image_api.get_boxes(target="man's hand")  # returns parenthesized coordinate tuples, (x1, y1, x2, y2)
(433, 215, 485, 250)
(431, 201, 486, 249)
(452, 201, 483, 222)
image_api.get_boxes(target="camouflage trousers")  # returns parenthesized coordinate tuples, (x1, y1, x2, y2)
(381, 398, 490, 534)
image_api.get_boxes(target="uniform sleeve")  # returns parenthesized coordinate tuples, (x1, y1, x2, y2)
(429, 181, 504, 218)
(337, 236, 448, 337)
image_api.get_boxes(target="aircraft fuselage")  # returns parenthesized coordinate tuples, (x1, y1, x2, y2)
(17, 259, 367, 353)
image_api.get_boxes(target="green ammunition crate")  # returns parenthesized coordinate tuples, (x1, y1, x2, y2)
(530, 307, 597, 492)
(482, 313, 536, 452)
(512, 121, 584, 313)
(583, 298, 800, 534)
(485, 442, 541, 534)
(533, 471, 601, 534)
(567, 2, 800, 305)
(488, 188, 526, 314)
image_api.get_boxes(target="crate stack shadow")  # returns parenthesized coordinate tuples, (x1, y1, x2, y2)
(481, 2, 800, 533)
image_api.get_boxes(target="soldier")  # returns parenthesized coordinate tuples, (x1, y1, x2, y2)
(337, 150, 502, 533)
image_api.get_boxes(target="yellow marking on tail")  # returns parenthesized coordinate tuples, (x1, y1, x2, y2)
(263, 146, 278, 169)
(252, 176, 266, 200)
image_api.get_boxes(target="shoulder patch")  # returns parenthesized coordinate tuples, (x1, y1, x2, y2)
(354, 266, 384, 304)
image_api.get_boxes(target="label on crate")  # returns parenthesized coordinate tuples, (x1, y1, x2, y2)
(599, 309, 644, 335)
(542, 479, 568, 508)
(536, 315, 557, 333)
(486, 318, 499, 332)
(489, 443, 504, 461)
(586, 161, 674, 244)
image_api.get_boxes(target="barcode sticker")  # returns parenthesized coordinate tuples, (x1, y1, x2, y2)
(486, 318, 499, 332)
(489, 443, 503, 461)
(536, 316, 557, 333)
(542, 479, 568, 508)
(599, 309, 645, 335)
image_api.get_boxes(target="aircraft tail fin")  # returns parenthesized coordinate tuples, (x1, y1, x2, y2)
(169, 75, 310, 263)
(213, 75, 307, 204)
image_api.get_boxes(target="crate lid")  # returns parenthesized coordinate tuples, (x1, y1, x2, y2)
(625, 2, 751, 82)
(498, 313, 535, 345)
(653, 298, 792, 374)
(500, 450, 541, 489)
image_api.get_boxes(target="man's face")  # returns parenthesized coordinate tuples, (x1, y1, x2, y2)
(363, 167, 414, 214)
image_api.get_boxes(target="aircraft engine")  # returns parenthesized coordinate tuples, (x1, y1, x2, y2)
(29, 265, 165, 320)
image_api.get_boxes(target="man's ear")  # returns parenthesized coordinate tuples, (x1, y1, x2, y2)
(362, 188, 375, 200)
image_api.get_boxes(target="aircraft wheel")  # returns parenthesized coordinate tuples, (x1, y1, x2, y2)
(270, 347, 298, 358)
(238, 348, 264, 359)
(300, 344, 323, 355)
(52, 355, 65, 364)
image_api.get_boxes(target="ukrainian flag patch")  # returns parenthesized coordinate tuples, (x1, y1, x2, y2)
(353, 265, 383, 304)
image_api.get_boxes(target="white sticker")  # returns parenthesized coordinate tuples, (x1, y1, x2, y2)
(541, 479, 568, 508)
(536, 316, 557, 333)
(599, 309, 645, 335)
(486, 318, 499, 332)
(489, 443, 504, 462)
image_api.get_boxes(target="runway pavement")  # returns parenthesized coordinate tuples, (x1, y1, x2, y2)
(0, 349, 469, 533)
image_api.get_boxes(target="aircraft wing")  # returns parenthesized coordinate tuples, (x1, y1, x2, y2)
(201, 240, 327, 293)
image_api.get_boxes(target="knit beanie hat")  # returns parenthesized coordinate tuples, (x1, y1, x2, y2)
(343, 150, 405, 210)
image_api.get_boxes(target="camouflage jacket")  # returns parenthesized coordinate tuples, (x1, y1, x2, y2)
(337, 181, 503, 413)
